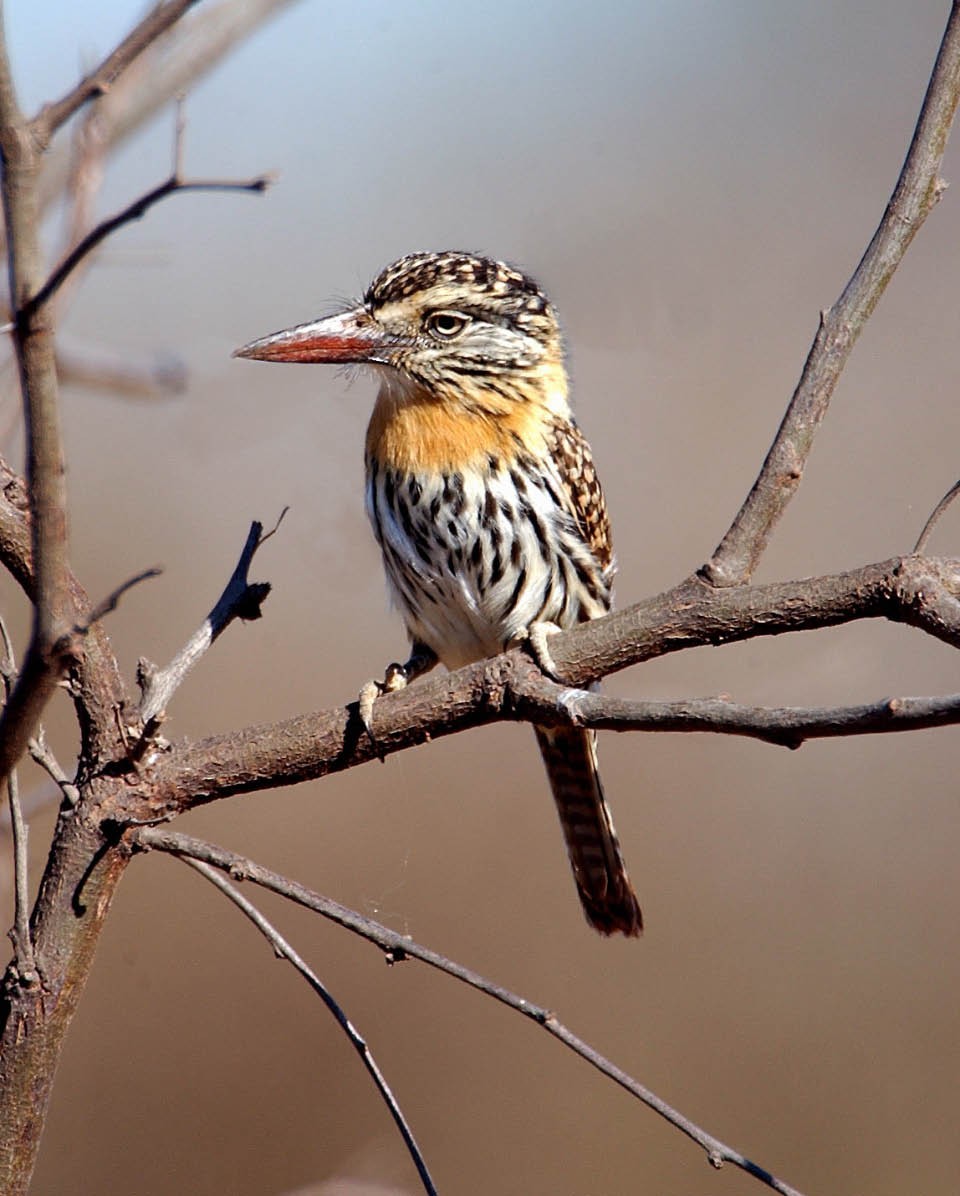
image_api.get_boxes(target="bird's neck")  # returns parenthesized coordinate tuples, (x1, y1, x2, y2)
(365, 365, 569, 476)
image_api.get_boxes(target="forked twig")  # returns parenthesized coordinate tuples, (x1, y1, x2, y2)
(137, 514, 284, 729)
(180, 856, 438, 1196)
(135, 829, 806, 1196)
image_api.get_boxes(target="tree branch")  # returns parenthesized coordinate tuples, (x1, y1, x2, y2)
(704, 3, 960, 586)
(31, 0, 202, 145)
(34, 0, 297, 220)
(136, 516, 282, 732)
(522, 684, 960, 749)
(23, 171, 272, 321)
(178, 856, 439, 1196)
(117, 555, 960, 823)
(134, 829, 806, 1196)
(0, 16, 74, 788)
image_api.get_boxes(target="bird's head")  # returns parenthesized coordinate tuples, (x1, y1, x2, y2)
(234, 251, 568, 414)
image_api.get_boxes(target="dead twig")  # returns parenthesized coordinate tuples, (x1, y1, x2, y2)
(704, 5, 960, 586)
(136, 515, 283, 731)
(136, 829, 806, 1196)
(180, 856, 439, 1196)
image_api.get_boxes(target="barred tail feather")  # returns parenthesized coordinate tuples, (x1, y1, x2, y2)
(534, 725, 642, 936)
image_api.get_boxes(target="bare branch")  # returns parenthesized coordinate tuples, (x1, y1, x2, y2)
(27, 729, 78, 808)
(0, 617, 36, 980)
(35, 0, 298, 218)
(126, 554, 960, 821)
(0, 16, 74, 787)
(24, 171, 272, 321)
(135, 829, 807, 1196)
(179, 856, 439, 1196)
(82, 567, 162, 630)
(55, 341, 187, 400)
(705, 5, 960, 586)
(31, 0, 202, 144)
(136, 517, 281, 727)
(914, 477, 960, 553)
(521, 683, 960, 749)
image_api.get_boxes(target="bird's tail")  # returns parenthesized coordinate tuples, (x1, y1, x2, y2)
(534, 725, 642, 936)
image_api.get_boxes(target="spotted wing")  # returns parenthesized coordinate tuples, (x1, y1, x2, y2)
(546, 417, 613, 575)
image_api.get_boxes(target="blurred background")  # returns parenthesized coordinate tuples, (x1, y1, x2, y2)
(3, 1, 960, 1193)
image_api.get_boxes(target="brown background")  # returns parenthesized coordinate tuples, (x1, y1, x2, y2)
(3, 2, 959, 1193)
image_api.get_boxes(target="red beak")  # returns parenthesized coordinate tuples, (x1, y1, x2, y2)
(233, 309, 391, 365)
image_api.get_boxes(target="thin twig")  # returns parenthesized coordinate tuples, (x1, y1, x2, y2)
(705, 4, 960, 585)
(137, 516, 282, 727)
(35, 0, 296, 220)
(134, 829, 806, 1196)
(523, 684, 960, 749)
(81, 567, 162, 630)
(23, 172, 272, 320)
(28, 729, 78, 808)
(180, 857, 439, 1196)
(914, 478, 960, 553)
(31, 0, 202, 144)
(0, 618, 36, 980)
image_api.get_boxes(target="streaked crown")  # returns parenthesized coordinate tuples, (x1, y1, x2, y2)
(363, 251, 564, 398)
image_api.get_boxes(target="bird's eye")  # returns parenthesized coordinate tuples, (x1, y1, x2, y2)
(425, 311, 470, 339)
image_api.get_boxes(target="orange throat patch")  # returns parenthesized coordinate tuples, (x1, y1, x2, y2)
(365, 374, 552, 476)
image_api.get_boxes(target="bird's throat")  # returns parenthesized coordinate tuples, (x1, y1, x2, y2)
(365, 373, 551, 476)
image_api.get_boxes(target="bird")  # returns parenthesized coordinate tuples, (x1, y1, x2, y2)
(235, 251, 642, 936)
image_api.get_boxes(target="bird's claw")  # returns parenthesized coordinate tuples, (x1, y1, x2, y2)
(358, 662, 410, 759)
(521, 621, 564, 682)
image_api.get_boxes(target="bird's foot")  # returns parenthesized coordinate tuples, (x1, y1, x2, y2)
(516, 620, 564, 683)
(358, 662, 409, 741)
(357, 643, 438, 759)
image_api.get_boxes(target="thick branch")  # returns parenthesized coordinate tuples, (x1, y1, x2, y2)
(705, 3, 960, 585)
(135, 830, 806, 1196)
(0, 457, 128, 766)
(0, 20, 73, 784)
(118, 555, 960, 822)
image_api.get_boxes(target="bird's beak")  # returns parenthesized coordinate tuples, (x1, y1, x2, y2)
(233, 308, 390, 365)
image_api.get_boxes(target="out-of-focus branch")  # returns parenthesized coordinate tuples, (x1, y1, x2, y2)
(180, 856, 439, 1196)
(0, 16, 74, 787)
(55, 341, 187, 400)
(704, 3, 960, 586)
(24, 171, 272, 321)
(36, 0, 300, 217)
(136, 830, 806, 1196)
(31, 0, 202, 145)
